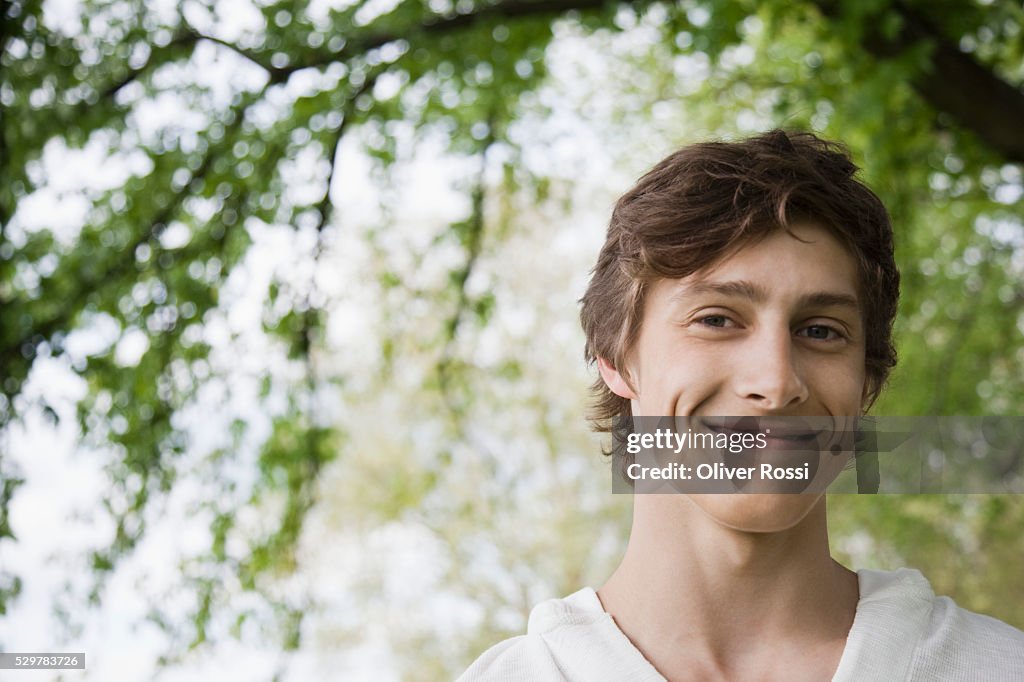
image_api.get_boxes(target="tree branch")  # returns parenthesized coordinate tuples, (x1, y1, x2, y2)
(0, 85, 270, 369)
(289, 0, 625, 74)
(183, 25, 293, 84)
(437, 123, 496, 416)
(815, 0, 1024, 164)
(103, 31, 200, 99)
(300, 72, 379, 377)
(311, 73, 380, 243)
(108, 0, 627, 94)
(900, 18, 1024, 164)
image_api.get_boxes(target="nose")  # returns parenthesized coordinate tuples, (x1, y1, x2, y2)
(732, 326, 809, 410)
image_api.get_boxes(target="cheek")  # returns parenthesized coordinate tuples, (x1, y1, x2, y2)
(808, 359, 866, 413)
(635, 350, 727, 416)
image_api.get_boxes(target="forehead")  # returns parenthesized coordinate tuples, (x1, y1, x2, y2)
(656, 223, 862, 310)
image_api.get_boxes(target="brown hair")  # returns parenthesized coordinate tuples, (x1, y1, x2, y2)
(580, 129, 900, 428)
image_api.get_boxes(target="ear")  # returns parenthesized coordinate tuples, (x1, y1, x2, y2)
(598, 356, 638, 400)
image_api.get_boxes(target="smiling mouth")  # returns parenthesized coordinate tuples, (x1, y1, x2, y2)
(699, 416, 825, 444)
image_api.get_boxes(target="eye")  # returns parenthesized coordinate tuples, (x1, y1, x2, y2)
(696, 314, 734, 328)
(797, 324, 843, 341)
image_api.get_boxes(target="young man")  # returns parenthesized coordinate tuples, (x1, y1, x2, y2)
(458, 131, 1024, 681)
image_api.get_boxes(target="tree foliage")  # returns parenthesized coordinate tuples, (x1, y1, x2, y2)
(1, 0, 1022, 675)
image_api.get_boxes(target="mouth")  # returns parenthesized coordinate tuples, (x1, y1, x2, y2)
(699, 416, 826, 446)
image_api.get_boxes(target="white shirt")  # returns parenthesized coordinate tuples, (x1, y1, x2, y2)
(458, 568, 1024, 681)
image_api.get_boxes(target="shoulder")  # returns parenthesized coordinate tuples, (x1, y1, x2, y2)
(456, 587, 664, 682)
(910, 593, 1024, 679)
(455, 632, 565, 682)
(854, 568, 1024, 680)
(455, 588, 602, 682)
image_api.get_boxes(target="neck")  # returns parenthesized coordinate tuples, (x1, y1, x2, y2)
(598, 495, 859, 679)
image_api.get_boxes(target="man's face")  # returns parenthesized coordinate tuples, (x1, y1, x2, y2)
(600, 223, 866, 531)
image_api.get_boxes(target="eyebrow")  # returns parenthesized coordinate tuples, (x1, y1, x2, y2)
(671, 279, 860, 311)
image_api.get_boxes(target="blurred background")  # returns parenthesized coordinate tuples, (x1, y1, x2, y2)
(0, 0, 1022, 679)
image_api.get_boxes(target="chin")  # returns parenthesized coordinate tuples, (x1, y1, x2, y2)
(689, 493, 823, 534)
